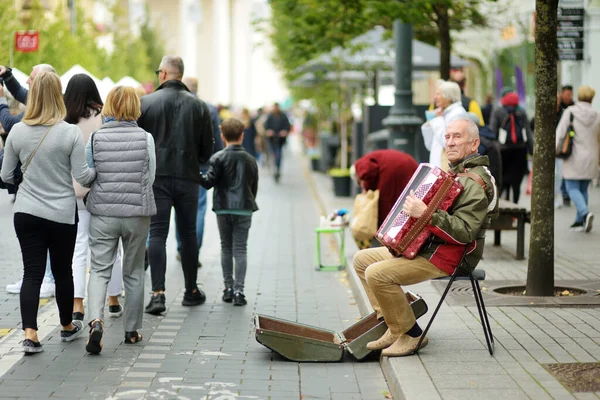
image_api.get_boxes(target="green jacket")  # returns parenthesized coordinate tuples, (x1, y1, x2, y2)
(419, 154, 499, 274)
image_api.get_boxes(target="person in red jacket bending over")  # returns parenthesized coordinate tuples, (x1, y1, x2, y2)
(352, 149, 419, 230)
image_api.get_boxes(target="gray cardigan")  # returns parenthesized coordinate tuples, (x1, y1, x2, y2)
(0, 121, 96, 224)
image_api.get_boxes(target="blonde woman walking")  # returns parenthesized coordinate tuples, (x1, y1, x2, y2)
(0, 72, 96, 353)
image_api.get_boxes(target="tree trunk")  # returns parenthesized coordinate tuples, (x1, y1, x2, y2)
(526, 0, 558, 296)
(435, 4, 451, 80)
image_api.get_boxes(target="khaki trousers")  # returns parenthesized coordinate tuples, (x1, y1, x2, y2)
(353, 247, 448, 336)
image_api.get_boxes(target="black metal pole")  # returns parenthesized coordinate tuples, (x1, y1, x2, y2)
(382, 20, 422, 159)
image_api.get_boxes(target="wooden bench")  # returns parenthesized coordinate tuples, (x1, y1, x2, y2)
(487, 199, 530, 260)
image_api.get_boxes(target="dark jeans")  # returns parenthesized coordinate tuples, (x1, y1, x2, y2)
(149, 177, 199, 293)
(216, 214, 252, 292)
(175, 185, 207, 254)
(268, 139, 284, 173)
(14, 213, 77, 330)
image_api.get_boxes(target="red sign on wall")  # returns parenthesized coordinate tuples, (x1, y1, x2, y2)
(14, 31, 39, 52)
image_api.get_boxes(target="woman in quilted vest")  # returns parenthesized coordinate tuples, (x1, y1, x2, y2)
(84, 86, 156, 354)
(63, 74, 124, 324)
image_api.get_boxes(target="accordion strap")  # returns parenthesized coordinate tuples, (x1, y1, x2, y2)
(457, 172, 486, 191)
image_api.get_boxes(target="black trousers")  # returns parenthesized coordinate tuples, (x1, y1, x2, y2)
(14, 212, 77, 330)
(149, 177, 199, 293)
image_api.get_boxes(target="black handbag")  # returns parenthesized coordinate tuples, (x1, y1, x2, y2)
(556, 112, 575, 159)
(0, 149, 22, 194)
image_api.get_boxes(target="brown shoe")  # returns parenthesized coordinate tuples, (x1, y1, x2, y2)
(366, 329, 399, 350)
(382, 334, 428, 357)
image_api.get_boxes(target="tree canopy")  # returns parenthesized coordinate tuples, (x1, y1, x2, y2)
(267, 0, 496, 91)
(0, 0, 164, 83)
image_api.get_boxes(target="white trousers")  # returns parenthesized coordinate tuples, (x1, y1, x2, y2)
(73, 209, 123, 298)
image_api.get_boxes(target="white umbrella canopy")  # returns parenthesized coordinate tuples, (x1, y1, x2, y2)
(299, 25, 471, 74)
(60, 64, 102, 93)
(115, 76, 141, 88)
(97, 77, 117, 101)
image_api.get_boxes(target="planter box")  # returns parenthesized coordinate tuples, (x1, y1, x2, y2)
(254, 291, 428, 362)
(311, 158, 321, 171)
(332, 176, 351, 197)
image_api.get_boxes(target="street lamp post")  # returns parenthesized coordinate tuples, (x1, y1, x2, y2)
(382, 20, 423, 159)
(67, 0, 76, 35)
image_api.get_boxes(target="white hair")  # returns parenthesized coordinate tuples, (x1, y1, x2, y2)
(450, 118, 480, 140)
(34, 64, 56, 74)
(438, 81, 462, 103)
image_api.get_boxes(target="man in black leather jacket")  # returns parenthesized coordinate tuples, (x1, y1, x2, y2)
(138, 55, 214, 315)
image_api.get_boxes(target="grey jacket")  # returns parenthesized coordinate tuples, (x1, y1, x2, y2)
(556, 102, 600, 180)
(86, 120, 157, 217)
(0, 121, 96, 225)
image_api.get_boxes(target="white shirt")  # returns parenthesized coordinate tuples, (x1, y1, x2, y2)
(421, 102, 467, 168)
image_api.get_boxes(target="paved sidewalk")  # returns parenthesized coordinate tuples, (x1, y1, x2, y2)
(308, 156, 600, 400)
(0, 138, 390, 400)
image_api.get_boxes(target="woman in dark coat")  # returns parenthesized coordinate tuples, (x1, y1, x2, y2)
(490, 92, 533, 204)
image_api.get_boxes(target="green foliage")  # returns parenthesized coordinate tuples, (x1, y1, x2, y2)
(328, 168, 350, 177)
(267, 0, 496, 105)
(0, 0, 163, 83)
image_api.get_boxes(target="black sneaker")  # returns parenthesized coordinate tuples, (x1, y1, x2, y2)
(108, 304, 123, 318)
(222, 287, 234, 303)
(85, 319, 103, 354)
(569, 221, 584, 232)
(233, 292, 247, 306)
(145, 293, 166, 315)
(182, 288, 206, 306)
(585, 213, 594, 233)
(564, 198, 571, 207)
(23, 339, 43, 354)
(72, 312, 84, 321)
(61, 320, 84, 342)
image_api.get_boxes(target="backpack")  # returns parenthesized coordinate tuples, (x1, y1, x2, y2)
(498, 109, 528, 148)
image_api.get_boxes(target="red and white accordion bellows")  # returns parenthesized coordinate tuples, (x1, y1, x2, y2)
(376, 164, 464, 259)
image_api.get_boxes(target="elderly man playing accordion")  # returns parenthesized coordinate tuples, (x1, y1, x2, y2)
(354, 118, 498, 356)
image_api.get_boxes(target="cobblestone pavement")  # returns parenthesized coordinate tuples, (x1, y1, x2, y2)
(0, 140, 390, 400)
(310, 160, 600, 400)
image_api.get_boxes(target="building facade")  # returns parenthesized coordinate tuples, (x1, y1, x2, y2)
(144, 0, 288, 108)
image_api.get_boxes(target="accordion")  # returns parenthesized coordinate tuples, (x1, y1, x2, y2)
(376, 164, 464, 259)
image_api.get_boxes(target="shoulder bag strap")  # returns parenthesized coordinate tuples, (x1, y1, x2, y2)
(457, 171, 487, 191)
(22, 126, 52, 175)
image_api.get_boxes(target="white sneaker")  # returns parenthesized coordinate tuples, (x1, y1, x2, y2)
(6, 279, 22, 294)
(40, 279, 56, 298)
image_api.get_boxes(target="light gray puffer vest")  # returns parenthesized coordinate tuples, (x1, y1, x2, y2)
(86, 121, 157, 217)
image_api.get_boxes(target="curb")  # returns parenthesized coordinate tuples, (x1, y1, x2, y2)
(302, 156, 417, 400)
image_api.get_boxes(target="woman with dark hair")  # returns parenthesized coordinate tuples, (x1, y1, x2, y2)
(64, 74, 124, 323)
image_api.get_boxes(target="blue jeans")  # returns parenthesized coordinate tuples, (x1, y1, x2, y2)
(176, 185, 207, 254)
(564, 179, 591, 223)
